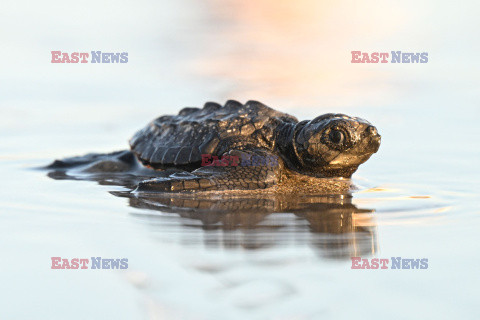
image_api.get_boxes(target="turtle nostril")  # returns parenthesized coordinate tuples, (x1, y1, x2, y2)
(367, 126, 378, 136)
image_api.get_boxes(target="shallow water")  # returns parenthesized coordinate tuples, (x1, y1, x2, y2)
(1, 0, 480, 319)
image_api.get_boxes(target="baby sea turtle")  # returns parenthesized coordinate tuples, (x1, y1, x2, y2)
(46, 100, 380, 193)
(127, 100, 381, 192)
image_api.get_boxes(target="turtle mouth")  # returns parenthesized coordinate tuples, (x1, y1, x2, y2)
(364, 125, 381, 154)
(327, 149, 376, 168)
(367, 134, 381, 154)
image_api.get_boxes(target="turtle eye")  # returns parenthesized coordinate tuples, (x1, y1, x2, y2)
(329, 129, 344, 145)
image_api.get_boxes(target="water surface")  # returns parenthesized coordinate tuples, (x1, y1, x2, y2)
(1, 0, 479, 319)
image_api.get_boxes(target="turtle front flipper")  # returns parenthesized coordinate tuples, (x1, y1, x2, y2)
(135, 150, 281, 192)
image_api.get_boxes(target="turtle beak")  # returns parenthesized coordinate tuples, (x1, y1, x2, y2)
(365, 125, 381, 154)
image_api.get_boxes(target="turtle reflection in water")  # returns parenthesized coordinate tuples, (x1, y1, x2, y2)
(121, 192, 377, 258)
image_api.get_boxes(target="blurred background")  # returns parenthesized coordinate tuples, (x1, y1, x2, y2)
(0, 0, 479, 319)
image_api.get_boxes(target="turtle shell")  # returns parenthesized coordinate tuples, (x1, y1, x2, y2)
(129, 100, 297, 167)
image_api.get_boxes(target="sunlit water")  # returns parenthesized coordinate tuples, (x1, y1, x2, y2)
(1, 0, 479, 319)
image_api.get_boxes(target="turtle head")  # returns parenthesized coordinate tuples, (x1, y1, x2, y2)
(293, 114, 381, 178)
